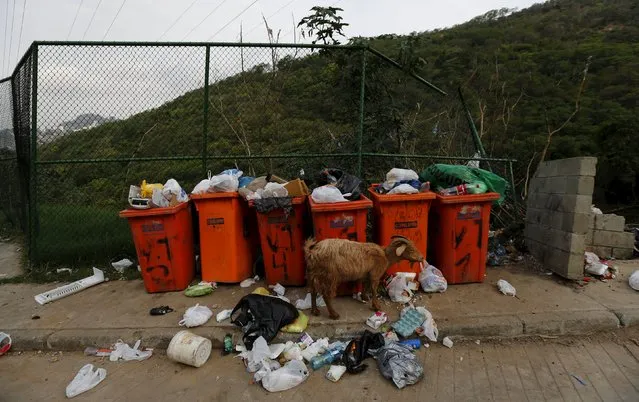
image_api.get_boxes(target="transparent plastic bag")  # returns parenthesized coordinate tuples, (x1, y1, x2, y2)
(388, 184, 419, 195)
(179, 304, 213, 327)
(386, 275, 413, 303)
(66, 364, 107, 398)
(497, 279, 516, 296)
(629, 270, 639, 291)
(386, 168, 419, 183)
(418, 264, 447, 293)
(262, 182, 288, 198)
(109, 339, 152, 362)
(375, 342, 423, 389)
(311, 185, 349, 203)
(192, 179, 211, 194)
(261, 360, 310, 392)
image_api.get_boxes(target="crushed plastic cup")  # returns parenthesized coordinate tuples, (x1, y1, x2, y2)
(442, 337, 454, 348)
(326, 365, 347, 382)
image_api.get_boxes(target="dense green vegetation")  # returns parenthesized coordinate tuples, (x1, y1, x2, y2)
(27, 0, 639, 265)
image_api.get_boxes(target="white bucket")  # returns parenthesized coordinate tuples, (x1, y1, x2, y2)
(167, 330, 212, 368)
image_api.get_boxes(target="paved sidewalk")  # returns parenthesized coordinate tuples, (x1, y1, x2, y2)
(1, 262, 638, 351)
(2, 333, 639, 401)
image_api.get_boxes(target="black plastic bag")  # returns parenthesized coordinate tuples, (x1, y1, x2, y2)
(318, 168, 362, 201)
(341, 330, 385, 374)
(230, 294, 299, 349)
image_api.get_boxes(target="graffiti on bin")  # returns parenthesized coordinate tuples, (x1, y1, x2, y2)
(207, 217, 224, 226)
(141, 221, 164, 232)
(455, 253, 471, 279)
(457, 205, 481, 220)
(394, 221, 418, 229)
(329, 215, 354, 229)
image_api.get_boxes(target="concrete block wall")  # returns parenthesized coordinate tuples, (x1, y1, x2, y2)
(586, 213, 634, 259)
(525, 157, 597, 279)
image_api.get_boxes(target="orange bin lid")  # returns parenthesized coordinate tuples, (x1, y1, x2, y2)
(308, 194, 372, 211)
(119, 200, 190, 218)
(368, 184, 436, 203)
(434, 192, 500, 204)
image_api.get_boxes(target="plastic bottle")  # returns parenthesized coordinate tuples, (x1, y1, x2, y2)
(399, 339, 421, 349)
(222, 334, 233, 355)
(310, 348, 342, 370)
(439, 182, 487, 196)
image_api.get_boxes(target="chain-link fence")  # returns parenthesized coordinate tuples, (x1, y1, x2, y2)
(3, 42, 516, 267)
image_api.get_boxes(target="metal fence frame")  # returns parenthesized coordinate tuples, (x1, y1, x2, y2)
(1, 41, 517, 266)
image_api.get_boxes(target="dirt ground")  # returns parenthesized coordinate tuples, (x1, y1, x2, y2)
(2, 330, 639, 401)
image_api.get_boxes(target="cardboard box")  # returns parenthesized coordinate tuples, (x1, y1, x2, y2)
(284, 179, 309, 197)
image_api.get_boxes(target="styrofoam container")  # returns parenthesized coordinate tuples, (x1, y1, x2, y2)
(167, 330, 212, 368)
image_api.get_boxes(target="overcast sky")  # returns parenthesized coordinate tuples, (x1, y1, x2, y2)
(2, 0, 541, 77)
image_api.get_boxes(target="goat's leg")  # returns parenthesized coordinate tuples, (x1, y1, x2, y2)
(323, 293, 340, 320)
(310, 285, 320, 317)
(369, 274, 382, 311)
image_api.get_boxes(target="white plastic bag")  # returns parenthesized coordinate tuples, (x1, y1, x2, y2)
(584, 251, 611, 276)
(192, 179, 211, 194)
(386, 168, 419, 183)
(179, 304, 213, 327)
(269, 283, 286, 296)
(262, 359, 310, 392)
(111, 258, 133, 273)
(66, 364, 106, 398)
(262, 182, 288, 198)
(109, 339, 152, 362)
(311, 185, 348, 203)
(387, 275, 413, 303)
(629, 270, 639, 291)
(240, 276, 258, 288)
(151, 188, 169, 207)
(240, 336, 286, 373)
(283, 342, 303, 361)
(416, 308, 438, 343)
(418, 264, 447, 293)
(388, 184, 419, 195)
(216, 309, 233, 322)
(294, 293, 326, 310)
(301, 338, 329, 362)
(209, 174, 239, 193)
(497, 279, 516, 296)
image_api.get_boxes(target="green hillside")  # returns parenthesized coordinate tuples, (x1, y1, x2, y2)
(30, 0, 639, 265)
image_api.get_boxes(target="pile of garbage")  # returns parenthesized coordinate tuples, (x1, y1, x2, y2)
(127, 178, 188, 209)
(374, 168, 430, 195)
(311, 168, 362, 203)
(419, 163, 508, 202)
(584, 251, 619, 280)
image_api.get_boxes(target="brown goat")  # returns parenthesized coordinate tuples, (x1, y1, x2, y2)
(304, 236, 424, 319)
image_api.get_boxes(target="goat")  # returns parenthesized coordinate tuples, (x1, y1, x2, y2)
(304, 236, 424, 319)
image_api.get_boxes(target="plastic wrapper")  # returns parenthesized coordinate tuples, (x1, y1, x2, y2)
(261, 360, 310, 392)
(375, 342, 424, 389)
(66, 364, 107, 398)
(179, 304, 213, 327)
(418, 263, 447, 293)
(311, 185, 349, 203)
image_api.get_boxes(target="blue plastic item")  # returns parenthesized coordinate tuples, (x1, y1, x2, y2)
(399, 339, 421, 349)
(392, 309, 426, 338)
(311, 349, 342, 370)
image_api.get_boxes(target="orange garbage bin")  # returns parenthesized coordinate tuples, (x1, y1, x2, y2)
(253, 197, 307, 286)
(119, 202, 195, 293)
(428, 193, 500, 284)
(308, 195, 373, 295)
(368, 185, 435, 276)
(191, 193, 258, 283)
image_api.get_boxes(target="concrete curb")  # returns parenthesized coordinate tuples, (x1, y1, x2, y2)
(8, 308, 631, 352)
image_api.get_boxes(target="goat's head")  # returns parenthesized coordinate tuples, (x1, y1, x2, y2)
(386, 235, 424, 263)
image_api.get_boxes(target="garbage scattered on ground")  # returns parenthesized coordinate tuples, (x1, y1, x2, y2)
(415, 308, 439, 343)
(179, 304, 213, 328)
(392, 308, 426, 337)
(56, 268, 72, 274)
(252, 287, 271, 296)
(269, 283, 286, 296)
(262, 359, 310, 392)
(326, 365, 347, 382)
(223, 334, 233, 355)
(571, 374, 587, 386)
(66, 364, 107, 398)
(311, 346, 343, 370)
(584, 251, 618, 279)
(109, 339, 153, 362)
(111, 258, 134, 273)
(385, 274, 415, 303)
(295, 293, 326, 310)
(231, 294, 298, 349)
(442, 337, 454, 348)
(399, 339, 421, 349)
(342, 331, 384, 374)
(366, 311, 388, 329)
(0, 332, 12, 355)
(149, 305, 174, 315)
(301, 338, 330, 362)
(31, 314, 40, 320)
(418, 263, 447, 293)
(419, 163, 508, 204)
(84, 346, 112, 357)
(375, 342, 424, 389)
(216, 309, 233, 322)
(184, 281, 216, 297)
(167, 330, 212, 368)
(35, 267, 105, 305)
(317, 168, 362, 201)
(240, 275, 260, 288)
(629, 270, 639, 291)
(281, 311, 309, 333)
(497, 279, 517, 296)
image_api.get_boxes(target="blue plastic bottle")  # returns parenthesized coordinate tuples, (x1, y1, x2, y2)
(310, 349, 342, 370)
(399, 339, 421, 349)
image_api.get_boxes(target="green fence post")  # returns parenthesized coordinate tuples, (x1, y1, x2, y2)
(357, 49, 366, 177)
(202, 45, 210, 173)
(29, 45, 38, 264)
(508, 160, 518, 207)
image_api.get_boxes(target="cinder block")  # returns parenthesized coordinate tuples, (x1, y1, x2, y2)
(534, 157, 597, 178)
(585, 229, 593, 246)
(525, 207, 590, 234)
(545, 247, 585, 279)
(531, 193, 591, 214)
(612, 248, 634, 260)
(525, 223, 585, 253)
(590, 246, 612, 259)
(588, 213, 595, 229)
(592, 230, 634, 248)
(564, 176, 595, 195)
(594, 214, 625, 232)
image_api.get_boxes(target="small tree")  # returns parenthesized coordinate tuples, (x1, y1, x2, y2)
(298, 6, 349, 45)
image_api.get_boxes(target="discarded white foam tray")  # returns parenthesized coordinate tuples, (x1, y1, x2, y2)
(34, 267, 105, 305)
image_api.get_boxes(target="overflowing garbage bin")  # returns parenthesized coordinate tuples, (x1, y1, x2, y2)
(119, 202, 195, 293)
(191, 193, 258, 283)
(428, 193, 500, 284)
(368, 185, 435, 276)
(252, 196, 308, 286)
